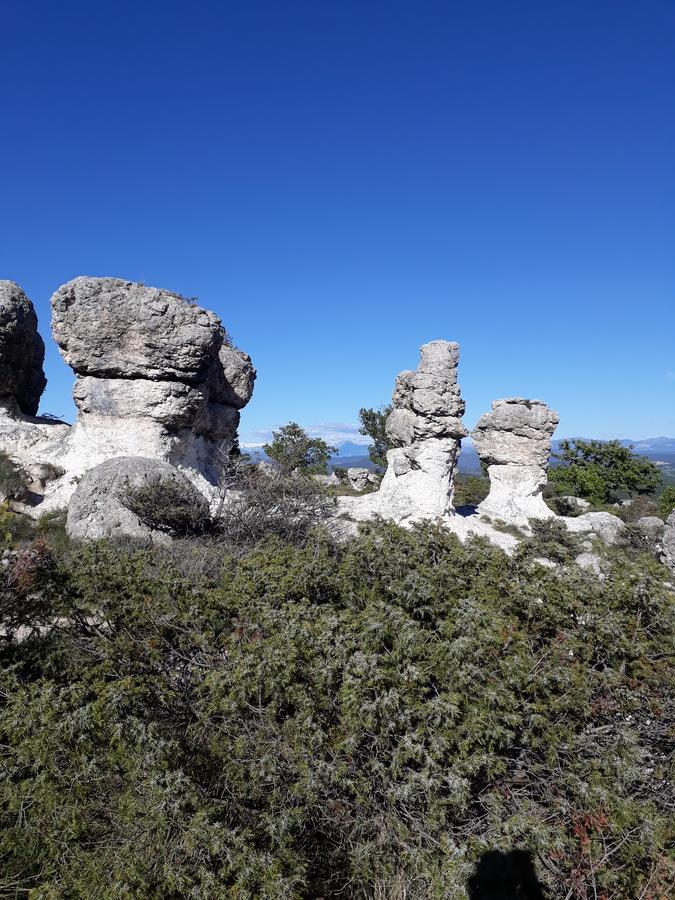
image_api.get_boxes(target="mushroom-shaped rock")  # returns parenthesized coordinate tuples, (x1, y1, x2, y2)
(0, 281, 46, 416)
(472, 398, 559, 525)
(66, 456, 209, 543)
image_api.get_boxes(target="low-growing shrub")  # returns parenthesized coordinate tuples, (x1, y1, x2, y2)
(517, 517, 582, 563)
(0, 522, 672, 897)
(216, 465, 335, 547)
(123, 477, 212, 536)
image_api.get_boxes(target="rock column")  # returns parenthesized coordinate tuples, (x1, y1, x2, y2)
(342, 340, 467, 524)
(471, 398, 559, 525)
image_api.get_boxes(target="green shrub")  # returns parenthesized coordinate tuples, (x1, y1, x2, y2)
(123, 477, 212, 536)
(0, 523, 672, 897)
(518, 517, 582, 563)
(659, 485, 675, 520)
(453, 475, 489, 508)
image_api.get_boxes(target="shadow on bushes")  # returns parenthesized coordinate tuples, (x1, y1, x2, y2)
(467, 850, 546, 899)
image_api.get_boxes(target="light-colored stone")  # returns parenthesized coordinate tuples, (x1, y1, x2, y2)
(347, 467, 371, 491)
(340, 340, 467, 526)
(0, 281, 46, 416)
(66, 456, 209, 543)
(662, 511, 675, 574)
(564, 511, 627, 547)
(472, 398, 559, 526)
(559, 495, 591, 512)
(0, 277, 255, 513)
(575, 552, 604, 577)
(636, 516, 665, 537)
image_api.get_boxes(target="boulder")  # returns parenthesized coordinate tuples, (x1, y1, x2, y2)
(0, 281, 46, 416)
(559, 495, 591, 512)
(347, 467, 371, 491)
(575, 552, 604, 578)
(636, 516, 665, 537)
(564, 511, 626, 547)
(66, 456, 209, 543)
(472, 398, 559, 525)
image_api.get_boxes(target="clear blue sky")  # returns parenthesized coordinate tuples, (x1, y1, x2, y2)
(2, 0, 674, 445)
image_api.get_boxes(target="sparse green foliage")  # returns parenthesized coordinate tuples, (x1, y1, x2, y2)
(358, 405, 393, 467)
(0, 521, 672, 897)
(518, 516, 583, 563)
(123, 477, 211, 536)
(659, 485, 675, 520)
(453, 474, 490, 508)
(549, 439, 662, 503)
(263, 422, 337, 475)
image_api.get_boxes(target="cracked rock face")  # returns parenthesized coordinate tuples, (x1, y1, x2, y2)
(341, 340, 467, 525)
(47, 277, 256, 488)
(1, 277, 255, 514)
(472, 398, 559, 524)
(0, 281, 46, 416)
(663, 511, 675, 575)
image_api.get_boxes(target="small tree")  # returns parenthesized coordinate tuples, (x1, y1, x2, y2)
(358, 405, 393, 467)
(263, 423, 337, 475)
(549, 439, 661, 504)
(659, 485, 675, 520)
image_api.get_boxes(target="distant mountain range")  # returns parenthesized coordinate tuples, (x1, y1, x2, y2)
(247, 437, 675, 477)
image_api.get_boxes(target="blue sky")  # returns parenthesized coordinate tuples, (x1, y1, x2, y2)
(2, 0, 674, 446)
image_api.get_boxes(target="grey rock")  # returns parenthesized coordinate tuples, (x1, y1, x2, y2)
(575, 552, 604, 578)
(662, 511, 675, 574)
(636, 516, 665, 537)
(471, 398, 559, 524)
(211, 345, 257, 409)
(560, 495, 591, 512)
(0, 281, 46, 416)
(51, 277, 222, 382)
(342, 340, 469, 526)
(66, 456, 208, 543)
(565, 511, 627, 547)
(347, 467, 370, 491)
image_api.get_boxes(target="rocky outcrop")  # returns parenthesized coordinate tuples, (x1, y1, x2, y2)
(341, 341, 467, 524)
(347, 467, 374, 491)
(0, 281, 46, 416)
(472, 398, 559, 525)
(564, 511, 627, 547)
(0, 277, 255, 512)
(66, 456, 209, 543)
(662, 511, 675, 575)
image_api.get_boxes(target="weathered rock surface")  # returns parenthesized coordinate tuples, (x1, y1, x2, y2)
(0, 281, 46, 416)
(341, 341, 468, 525)
(564, 511, 627, 547)
(0, 277, 255, 512)
(347, 467, 371, 491)
(66, 457, 209, 543)
(472, 398, 559, 525)
(662, 511, 675, 574)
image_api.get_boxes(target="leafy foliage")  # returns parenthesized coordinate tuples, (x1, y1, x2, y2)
(358, 405, 393, 467)
(0, 519, 672, 898)
(453, 475, 490, 508)
(549, 439, 662, 504)
(263, 422, 337, 475)
(123, 477, 211, 536)
(659, 485, 675, 520)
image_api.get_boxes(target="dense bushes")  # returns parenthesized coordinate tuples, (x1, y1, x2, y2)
(0, 517, 672, 898)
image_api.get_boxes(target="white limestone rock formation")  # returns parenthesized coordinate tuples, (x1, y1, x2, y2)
(0, 277, 255, 512)
(340, 341, 468, 525)
(0, 281, 46, 416)
(66, 456, 209, 543)
(564, 511, 627, 547)
(472, 398, 559, 526)
(347, 467, 371, 491)
(661, 511, 675, 574)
